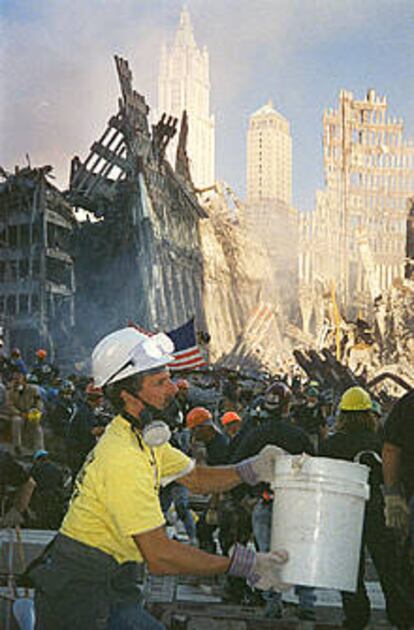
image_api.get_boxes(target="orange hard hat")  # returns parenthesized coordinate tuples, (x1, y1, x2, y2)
(221, 411, 241, 426)
(176, 379, 190, 390)
(36, 348, 47, 359)
(186, 406, 213, 430)
(85, 382, 103, 398)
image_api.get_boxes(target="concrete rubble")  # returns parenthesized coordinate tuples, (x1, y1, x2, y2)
(0, 57, 288, 370)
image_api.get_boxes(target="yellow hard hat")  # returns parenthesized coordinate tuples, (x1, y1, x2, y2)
(339, 387, 372, 412)
(27, 408, 42, 423)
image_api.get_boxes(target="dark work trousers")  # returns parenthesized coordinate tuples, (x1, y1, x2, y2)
(341, 494, 414, 629)
(30, 533, 163, 630)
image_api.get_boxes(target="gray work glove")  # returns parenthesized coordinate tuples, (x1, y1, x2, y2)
(384, 494, 410, 538)
(228, 543, 291, 592)
(236, 444, 286, 486)
(1, 506, 24, 528)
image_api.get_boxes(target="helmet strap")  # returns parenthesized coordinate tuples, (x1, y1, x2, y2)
(122, 387, 164, 427)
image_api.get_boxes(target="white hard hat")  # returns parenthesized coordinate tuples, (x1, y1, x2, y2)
(92, 328, 175, 387)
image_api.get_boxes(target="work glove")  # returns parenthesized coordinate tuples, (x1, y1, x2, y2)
(384, 494, 410, 538)
(228, 543, 291, 592)
(236, 444, 286, 486)
(1, 506, 24, 528)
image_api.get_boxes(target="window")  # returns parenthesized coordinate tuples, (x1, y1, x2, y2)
(8, 225, 18, 247)
(6, 295, 16, 315)
(19, 294, 29, 314)
(32, 294, 39, 312)
(19, 259, 29, 279)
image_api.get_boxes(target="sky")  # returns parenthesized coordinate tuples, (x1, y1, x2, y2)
(1, 0, 413, 212)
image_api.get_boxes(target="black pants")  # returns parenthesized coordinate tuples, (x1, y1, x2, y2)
(342, 497, 414, 629)
(30, 534, 144, 630)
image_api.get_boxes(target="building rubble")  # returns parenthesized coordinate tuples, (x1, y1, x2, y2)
(0, 56, 289, 370)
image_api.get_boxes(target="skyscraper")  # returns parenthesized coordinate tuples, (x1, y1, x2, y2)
(245, 100, 297, 318)
(298, 89, 414, 322)
(158, 7, 214, 189)
(246, 99, 292, 206)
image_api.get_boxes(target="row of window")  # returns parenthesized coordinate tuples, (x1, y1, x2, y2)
(0, 293, 39, 316)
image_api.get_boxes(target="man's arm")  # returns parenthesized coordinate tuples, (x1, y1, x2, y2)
(16, 477, 36, 513)
(382, 441, 402, 489)
(178, 464, 241, 493)
(178, 443, 286, 493)
(134, 526, 230, 575)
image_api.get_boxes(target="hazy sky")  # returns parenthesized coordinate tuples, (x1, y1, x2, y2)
(1, 0, 413, 211)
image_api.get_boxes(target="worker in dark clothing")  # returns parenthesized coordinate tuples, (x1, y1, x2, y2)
(382, 389, 414, 602)
(186, 406, 229, 552)
(186, 406, 229, 466)
(220, 411, 247, 461)
(47, 379, 78, 438)
(0, 447, 36, 527)
(65, 383, 107, 480)
(29, 450, 66, 529)
(321, 386, 414, 630)
(231, 381, 316, 619)
(32, 348, 59, 387)
(218, 411, 254, 561)
(292, 386, 327, 453)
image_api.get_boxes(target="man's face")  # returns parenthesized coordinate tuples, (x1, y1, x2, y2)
(12, 372, 25, 387)
(139, 370, 177, 411)
(176, 389, 188, 402)
(225, 422, 240, 438)
(87, 395, 104, 408)
(193, 423, 215, 443)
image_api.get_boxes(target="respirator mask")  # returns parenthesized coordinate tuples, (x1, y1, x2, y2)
(119, 334, 175, 448)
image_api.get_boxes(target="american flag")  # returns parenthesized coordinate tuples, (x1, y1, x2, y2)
(166, 318, 207, 371)
(127, 318, 207, 371)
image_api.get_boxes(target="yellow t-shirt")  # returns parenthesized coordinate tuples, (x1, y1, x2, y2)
(61, 415, 194, 563)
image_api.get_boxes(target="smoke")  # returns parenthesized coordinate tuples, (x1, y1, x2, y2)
(1, 0, 412, 207)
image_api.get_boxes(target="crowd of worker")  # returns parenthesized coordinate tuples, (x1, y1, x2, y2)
(0, 338, 413, 629)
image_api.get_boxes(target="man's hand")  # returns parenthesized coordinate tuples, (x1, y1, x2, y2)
(228, 543, 290, 592)
(236, 444, 286, 486)
(384, 494, 410, 538)
(1, 506, 24, 528)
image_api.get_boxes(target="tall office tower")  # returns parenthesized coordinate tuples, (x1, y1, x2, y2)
(247, 99, 292, 206)
(245, 100, 297, 318)
(298, 89, 414, 326)
(158, 7, 214, 189)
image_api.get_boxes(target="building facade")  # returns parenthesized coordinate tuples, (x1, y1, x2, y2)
(299, 89, 414, 327)
(245, 100, 297, 319)
(158, 7, 214, 190)
(246, 99, 292, 206)
(0, 166, 76, 359)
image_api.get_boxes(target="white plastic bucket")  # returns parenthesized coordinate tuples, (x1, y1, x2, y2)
(270, 455, 370, 592)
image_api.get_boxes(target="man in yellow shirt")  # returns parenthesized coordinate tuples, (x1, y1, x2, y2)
(31, 328, 290, 629)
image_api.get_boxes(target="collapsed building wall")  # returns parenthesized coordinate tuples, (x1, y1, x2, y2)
(299, 89, 414, 331)
(68, 57, 207, 353)
(406, 197, 414, 279)
(2, 56, 292, 369)
(0, 166, 76, 360)
(198, 183, 289, 369)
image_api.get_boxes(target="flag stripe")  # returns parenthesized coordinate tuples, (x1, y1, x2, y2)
(173, 347, 201, 359)
(170, 357, 207, 370)
(128, 318, 207, 371)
